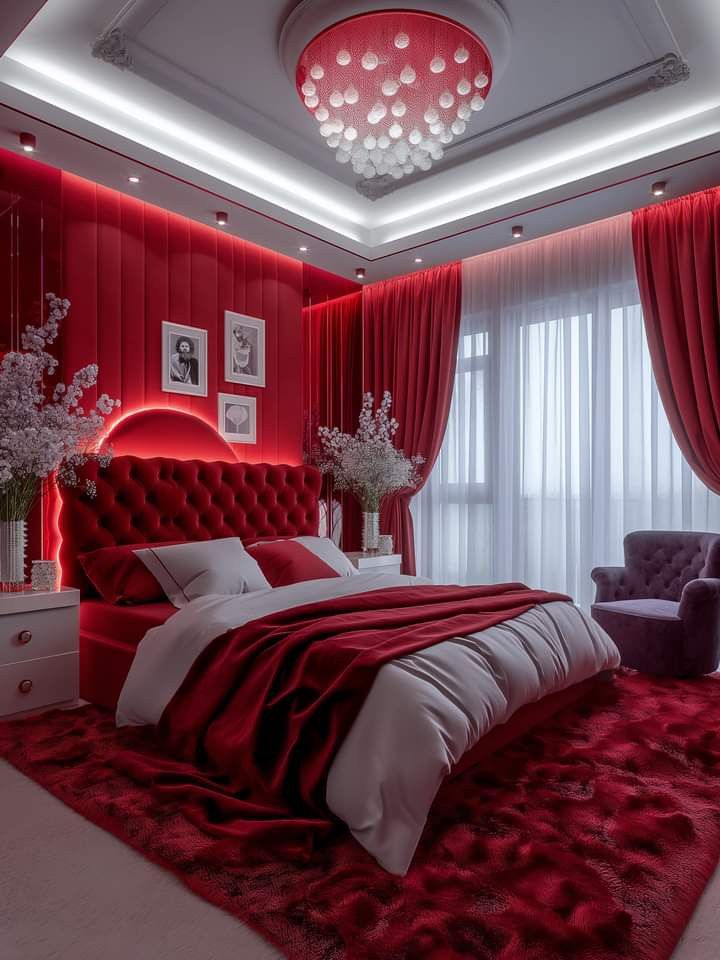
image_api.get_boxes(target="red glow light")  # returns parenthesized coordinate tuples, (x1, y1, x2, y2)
(296, 11, 492, 182)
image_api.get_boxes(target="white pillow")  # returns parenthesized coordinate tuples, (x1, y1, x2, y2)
(134, 537, 270, 608)
(290, 536, 357, 576)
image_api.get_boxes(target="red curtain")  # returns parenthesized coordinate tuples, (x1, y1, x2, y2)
(363, 263, 461, 573)
(303, 291, 364, 549)
(632, 187, 720, 493)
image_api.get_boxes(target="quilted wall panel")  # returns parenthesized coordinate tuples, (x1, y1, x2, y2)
(60, 171, 304, 465)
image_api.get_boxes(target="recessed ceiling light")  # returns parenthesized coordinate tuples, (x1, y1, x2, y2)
(355, 267, 367, 280)
(511, 224, 524, 239)
(215, 211, 228, 226)
(414, 257, 423, 263)
(299, 245, 308, 252)
(19, 132, 37, 152)
(128, 175, 140, 183)
(651, 180, 667, 196)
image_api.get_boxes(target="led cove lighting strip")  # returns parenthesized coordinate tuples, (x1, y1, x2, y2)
(6, 53, 367, 239)
(5, 52, 720, 248)
(377, 98, 720, 232)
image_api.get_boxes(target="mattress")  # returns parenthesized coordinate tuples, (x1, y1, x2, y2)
(80, 600, 176, 709)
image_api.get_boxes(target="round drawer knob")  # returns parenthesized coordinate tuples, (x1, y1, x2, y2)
(18, 679, 33, 695)
(17, 629, 32, 645)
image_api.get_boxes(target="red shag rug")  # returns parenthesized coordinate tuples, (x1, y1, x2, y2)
(2, 671, 720, 960)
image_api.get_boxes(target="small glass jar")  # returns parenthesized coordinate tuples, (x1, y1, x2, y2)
(378, 534, 394, 556)
(31, 559, 59, 592)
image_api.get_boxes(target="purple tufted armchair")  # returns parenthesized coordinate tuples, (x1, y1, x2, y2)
(591, 531, 720, 677)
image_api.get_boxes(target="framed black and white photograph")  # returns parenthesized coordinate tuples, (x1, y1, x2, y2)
(162, 321, 208, 397)
(218, 392, 257, 444)
(225, 311, 265, 387)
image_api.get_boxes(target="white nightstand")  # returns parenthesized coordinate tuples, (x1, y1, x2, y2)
(0, 587, 80, 717)
(344, 552, 403, 577)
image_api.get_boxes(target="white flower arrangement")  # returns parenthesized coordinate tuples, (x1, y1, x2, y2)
(0, 293, 120, 521)
(317, 391, 424, 512)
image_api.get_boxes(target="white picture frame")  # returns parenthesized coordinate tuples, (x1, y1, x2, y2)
(161, 321, 208, 397)
(224, 311, 265, 387)
(218, 392, 257, 444)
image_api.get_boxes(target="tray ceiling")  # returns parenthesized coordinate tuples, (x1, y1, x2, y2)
(0, 0, 719, 280)
(127, 0, 678, 189)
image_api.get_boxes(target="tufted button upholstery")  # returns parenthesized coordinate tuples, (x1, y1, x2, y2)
(591, 530, 720, 677)
(621, 531, 720, 602)
(59, 456, 322, 596)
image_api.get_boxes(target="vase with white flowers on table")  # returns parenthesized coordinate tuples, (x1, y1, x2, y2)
(316, 391, 424, 554)
(0, 293, 119, 591)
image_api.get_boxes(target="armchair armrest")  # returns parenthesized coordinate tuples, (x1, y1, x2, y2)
(678, 578, 720, 676)
(590, 566, 628, 603)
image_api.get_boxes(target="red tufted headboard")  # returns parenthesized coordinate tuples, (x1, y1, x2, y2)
(59, 456, 322, 595)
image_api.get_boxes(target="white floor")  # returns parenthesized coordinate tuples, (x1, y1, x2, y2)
(1, 759, 718, 960)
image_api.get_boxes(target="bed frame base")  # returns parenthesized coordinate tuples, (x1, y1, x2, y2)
(450, 672, 614, 778)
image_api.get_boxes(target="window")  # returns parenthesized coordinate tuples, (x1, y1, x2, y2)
(412, 216, 720, 606)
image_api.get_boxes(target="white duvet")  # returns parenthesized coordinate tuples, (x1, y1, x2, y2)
(117, 574, 620, 875)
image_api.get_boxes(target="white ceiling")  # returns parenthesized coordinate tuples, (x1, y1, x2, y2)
(0, 0, 719, 281)
(129, 0, 675, 186)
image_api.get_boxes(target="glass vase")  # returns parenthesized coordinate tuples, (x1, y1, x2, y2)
(0, 520, 27, 591)
(361, 511, 380, 553)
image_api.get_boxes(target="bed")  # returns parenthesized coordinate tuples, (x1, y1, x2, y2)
(60, 454, 322, 709)
(57, 409, 619, 875)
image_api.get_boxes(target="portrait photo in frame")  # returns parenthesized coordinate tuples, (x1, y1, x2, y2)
(224, 311, 265, 387)
(218, 392, 257, 444)
(161, 321, 208, 397)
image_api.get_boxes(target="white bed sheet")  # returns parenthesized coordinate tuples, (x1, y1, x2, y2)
(116, 574, 620, 874)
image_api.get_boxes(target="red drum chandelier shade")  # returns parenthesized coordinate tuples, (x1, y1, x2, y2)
(295, 11, 493, 181)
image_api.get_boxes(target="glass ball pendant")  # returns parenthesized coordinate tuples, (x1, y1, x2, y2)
(296, 10, 493, 182)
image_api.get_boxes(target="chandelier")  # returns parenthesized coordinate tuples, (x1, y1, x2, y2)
(294, 11, 493, 182)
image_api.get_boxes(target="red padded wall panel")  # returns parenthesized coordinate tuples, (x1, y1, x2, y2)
(0, 149, 357, 573)
(120, 193, 146, 412)
(262, 251, 278, 461)
(60, 172, 305, 464)
(62, 174, 99, 410)
(302, 291, 364, 549)
(97, 185, 123, 407)
(302, 263, 360, 305)
(0, 149, 63, 567)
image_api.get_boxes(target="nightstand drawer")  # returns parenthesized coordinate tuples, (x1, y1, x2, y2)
(0, 605, 79, 666)
(0, 652, 79, 717)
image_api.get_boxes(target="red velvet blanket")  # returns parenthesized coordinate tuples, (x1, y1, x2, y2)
(117, 583, 569, 856)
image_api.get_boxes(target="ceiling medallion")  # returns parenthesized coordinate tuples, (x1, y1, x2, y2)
(294, 11, 493, 182)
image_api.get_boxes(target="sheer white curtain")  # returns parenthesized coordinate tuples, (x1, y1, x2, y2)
(412, 213, 720, 608)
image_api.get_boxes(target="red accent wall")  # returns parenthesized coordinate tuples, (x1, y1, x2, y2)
(60, 171, 305, 464)
(1, 149, 308, 466)
(105, 408, 238, 461)
(0, 150, 63, 564)
(0, 150, 62, 353)
(302, 262, 360, 307)
(302, 291, 364, 549)
(0, 148, 356, 564)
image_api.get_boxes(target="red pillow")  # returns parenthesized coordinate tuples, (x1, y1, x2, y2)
(247, 540, 340, 587)
(79, 541, 182, 604)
